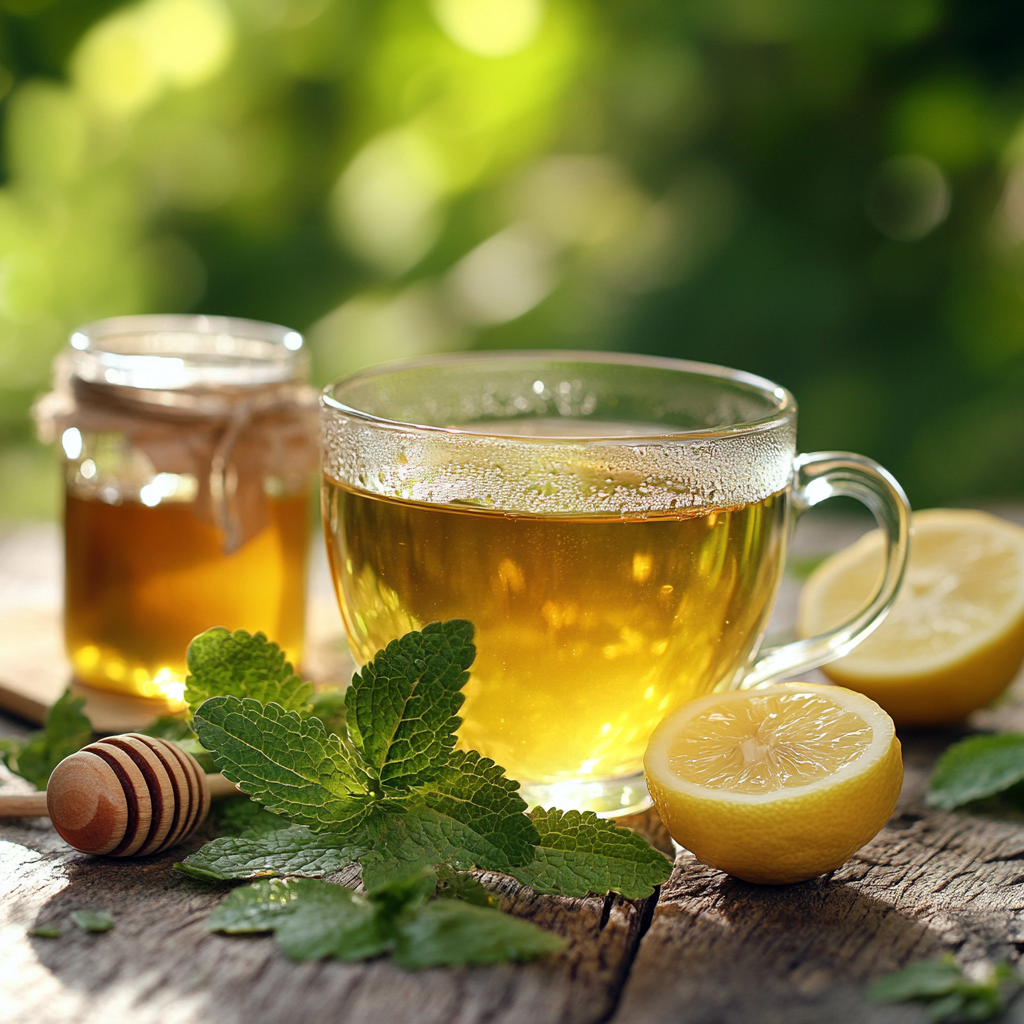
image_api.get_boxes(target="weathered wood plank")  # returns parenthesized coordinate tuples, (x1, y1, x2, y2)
(0, 798, 665, 1024)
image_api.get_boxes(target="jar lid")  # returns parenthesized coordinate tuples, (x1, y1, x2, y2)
(66, 314, 308, 390)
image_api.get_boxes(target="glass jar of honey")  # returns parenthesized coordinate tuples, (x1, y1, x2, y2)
(35, 315, 317, 708)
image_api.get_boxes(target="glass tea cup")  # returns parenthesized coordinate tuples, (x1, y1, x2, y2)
(320, 351, 910, 816)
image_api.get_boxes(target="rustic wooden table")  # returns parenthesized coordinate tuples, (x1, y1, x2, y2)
(3, 509, 1024, 1024)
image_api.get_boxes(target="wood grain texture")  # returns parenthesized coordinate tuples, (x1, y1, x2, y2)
(0, 807, 662, 1024)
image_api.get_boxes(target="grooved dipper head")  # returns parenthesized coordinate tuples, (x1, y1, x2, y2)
(46, 734, 210, 857)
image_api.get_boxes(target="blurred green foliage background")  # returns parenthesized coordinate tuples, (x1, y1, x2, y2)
(1, 0, 1022, 519)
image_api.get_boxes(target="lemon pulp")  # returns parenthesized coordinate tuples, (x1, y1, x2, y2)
(666, 690, 873, 793)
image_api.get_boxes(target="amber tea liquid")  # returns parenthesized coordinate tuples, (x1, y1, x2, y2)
(65, 492, 308, 703)
(324, 480, 788, 791)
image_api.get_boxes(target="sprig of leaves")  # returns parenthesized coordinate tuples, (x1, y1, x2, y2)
(928, 735, 1024, 811)
(207, 870, 565, 968)
(868, 955, 1020, 1022)
(180, 620, 672, 969)
(0, 690, 93, 790)
(185, 621, 671, 900)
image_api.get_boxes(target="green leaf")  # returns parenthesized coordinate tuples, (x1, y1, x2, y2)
(275, 899, 388, 962)
(392, 900, 565, 969)
(205, 879, 283, 933)
(868, 956, 964, 1002)
(345, 620, 474, 792)
(209, 877, 345, 932)
(193, 696, 372, 835)
(71, 909, 113, 933)
(420, 751, 537, 868)
(869, 956, 1021, 1023)
(927, 993, 967, 1022)
(357, 803, 478, 891)
(210, 797, 290, 838)
(366, 867, 438, 917)
(511, 808, 673, 899)
(185, 628, 312, 715)
(308, 689, 348, 736)
(358, 774, 538, 892)
(176, 826, 362, 882)
(1, 690, 93, 790)
(435, 865, 495, 908)
(927, 734, 1024, 810)
(208, 878, 388, 962)
(29, 923, 62, 939)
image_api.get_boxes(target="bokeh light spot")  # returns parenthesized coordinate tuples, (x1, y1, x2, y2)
(865, 155, 949, 241)
(447, 225, 557, 325)
(332, 127, 447, 275)
(431, 0, 544, 58)
(72, 0, 233, 119)
(61, 428, 83, 460)
(310, 286, 464, 381)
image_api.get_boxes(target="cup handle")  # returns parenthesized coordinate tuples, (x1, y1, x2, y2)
(737, 451, 911, 689)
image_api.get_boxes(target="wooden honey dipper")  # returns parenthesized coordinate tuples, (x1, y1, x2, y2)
(0, 733, 239, 856)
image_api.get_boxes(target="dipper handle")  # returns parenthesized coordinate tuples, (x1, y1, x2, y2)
(0, 792, 48, 817)
(0, 734, 241, 857)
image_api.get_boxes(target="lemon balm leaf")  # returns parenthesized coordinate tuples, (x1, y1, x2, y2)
(357, 754, 538, 891)
(188, 618, 672, 967)
(208, 877, 352, 932)
(204, 872, 564, 966)
(0, 689, 93, 790)
(927, 734, 1024, 810)
(392, 900, 566, 969)
(307, 689, 348, 736)
(193, 696, 372, 835)
(511, 808, 672, 899)
(185, 628, 312, 715)
(868, 956, 1020, 1022)
(210, 878, 389, 963)
(176, 826, 363, 882)
(71, 909, 114, 933)
(435, 864, 495, 908)
(419, 751, 538, 868)
(868, 956, 964, 1002)
(345, 620, 474, 792)
(208, 878, 388, 962)
(275, 900, 390, 962)
(357, 803, 509, 891)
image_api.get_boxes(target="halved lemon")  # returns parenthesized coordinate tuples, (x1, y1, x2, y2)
(644, 683, 902, 885)
(798, 509, 1024, 725)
